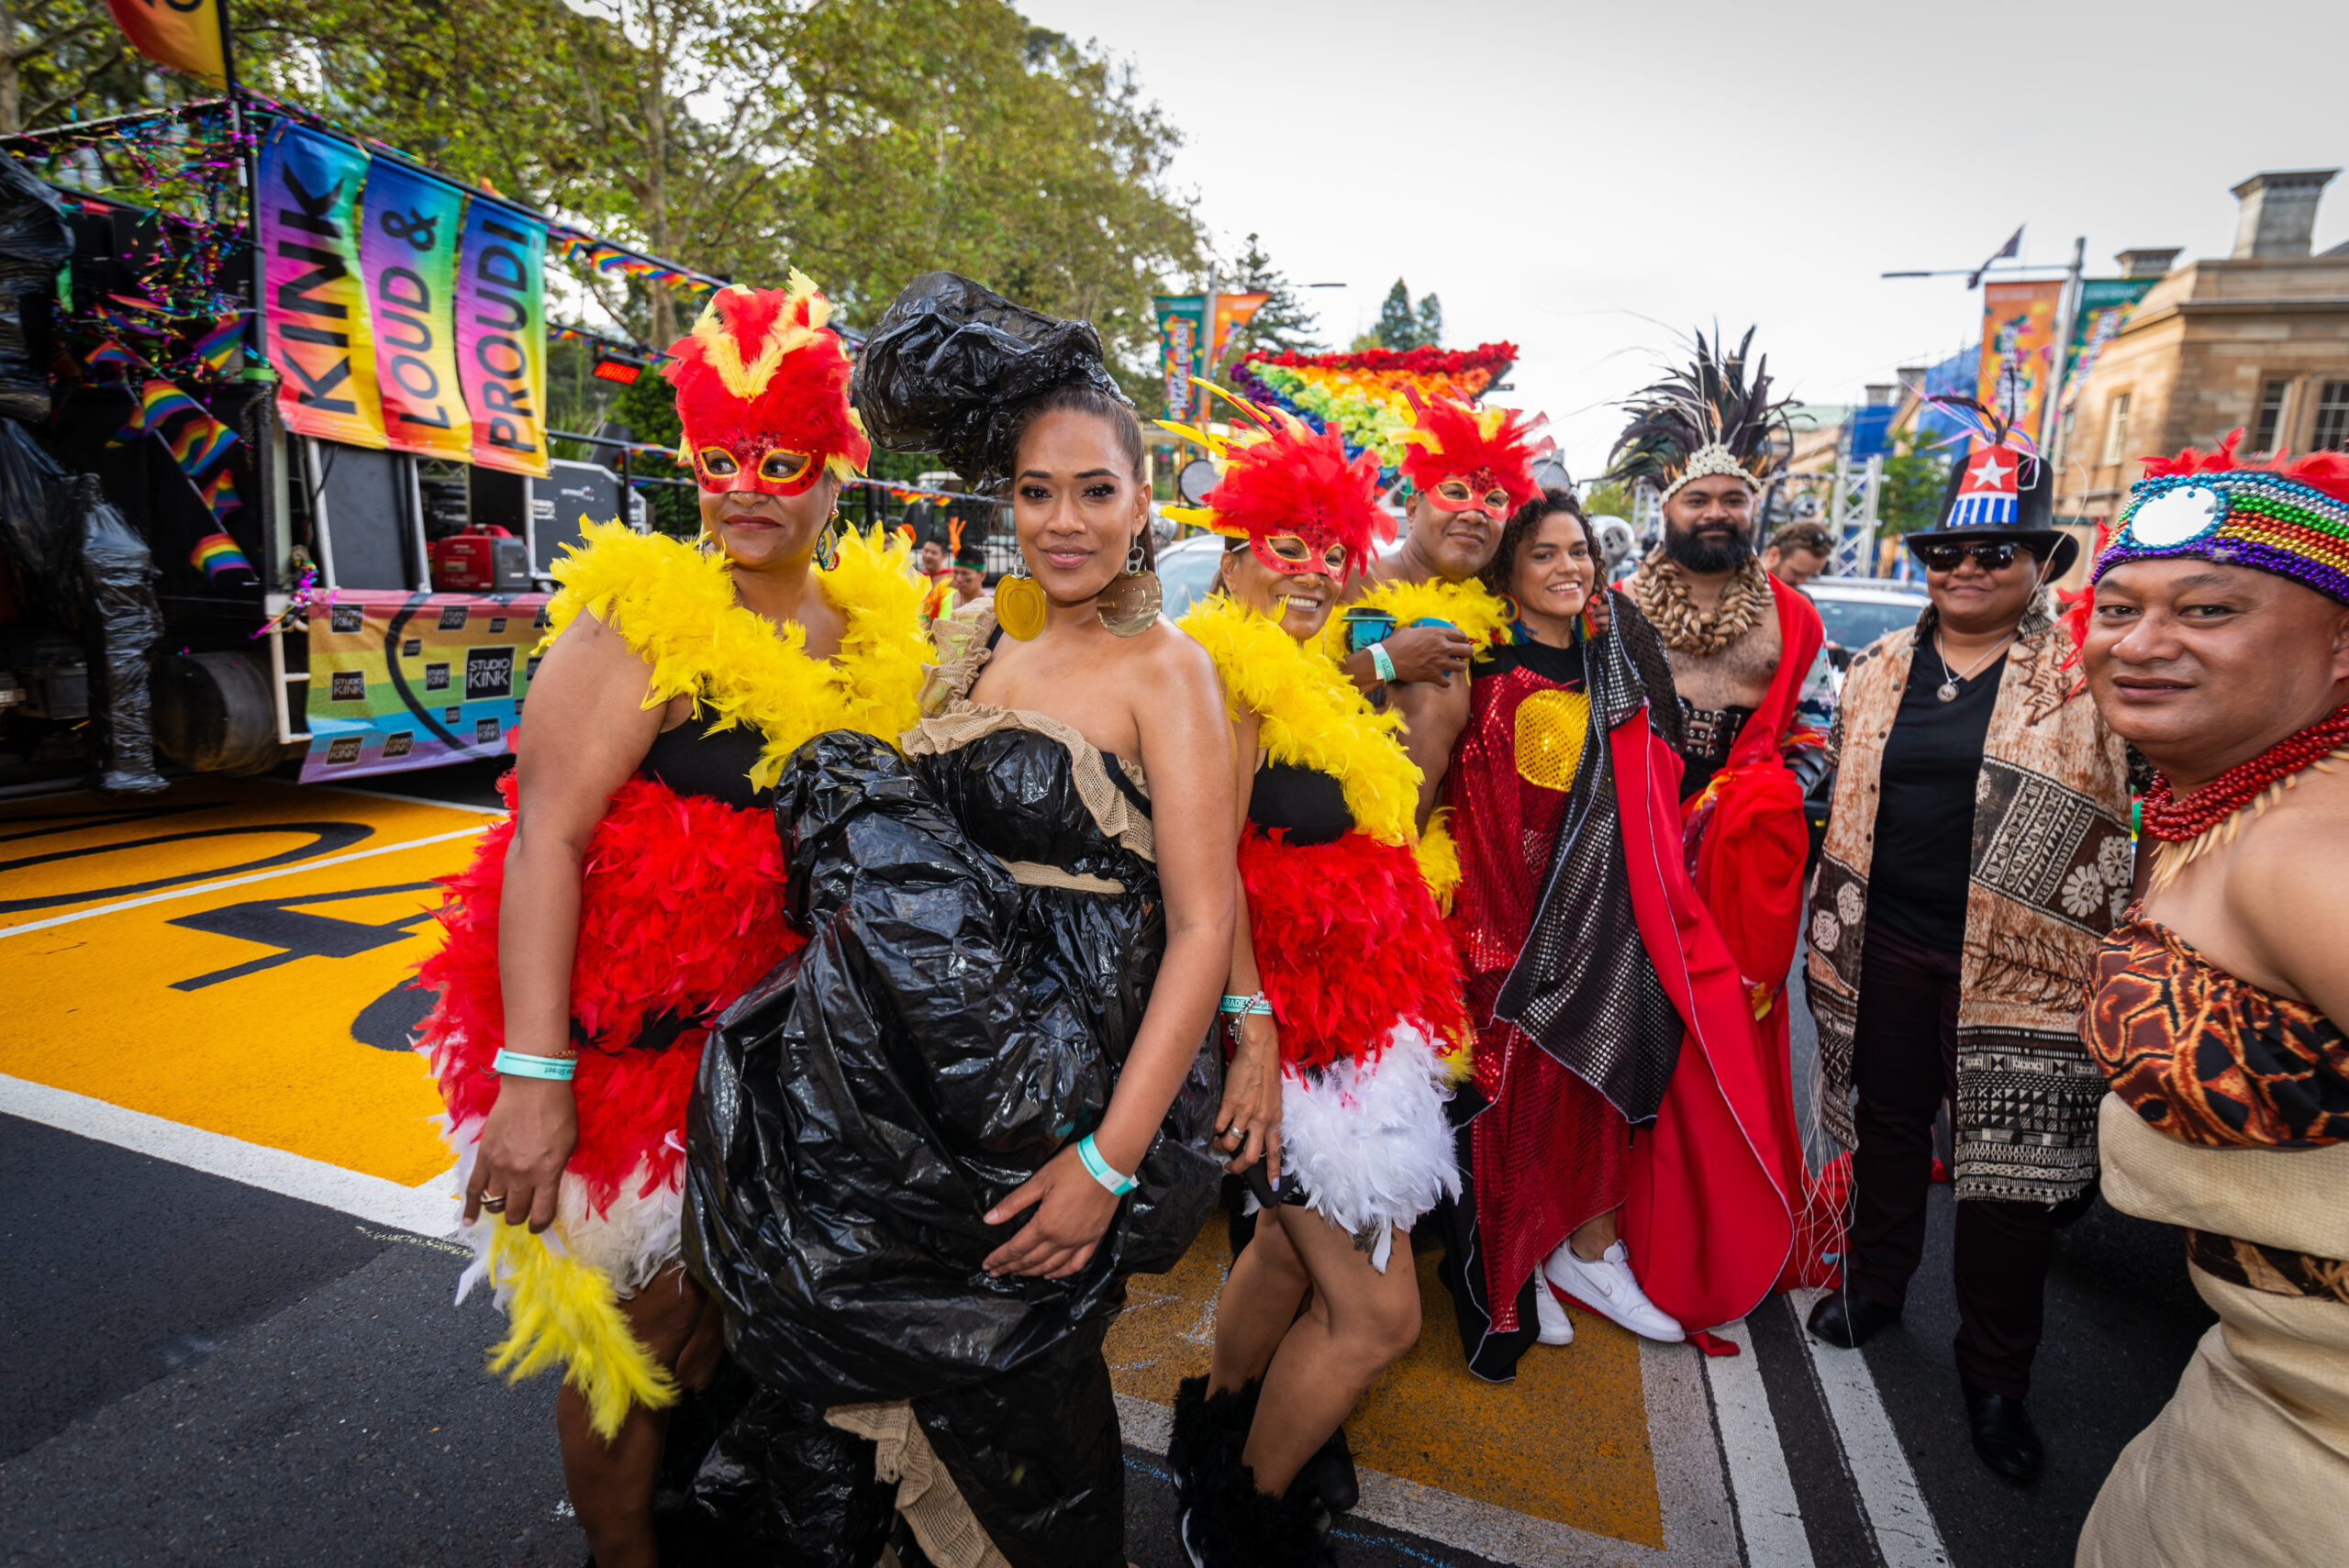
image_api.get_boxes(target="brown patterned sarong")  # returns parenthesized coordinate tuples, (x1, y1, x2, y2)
(2082, 917, 2349, 1151)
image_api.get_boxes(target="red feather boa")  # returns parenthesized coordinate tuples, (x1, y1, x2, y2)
(417, 771, 802, 1214)
(1241, 829, 1466, 1073)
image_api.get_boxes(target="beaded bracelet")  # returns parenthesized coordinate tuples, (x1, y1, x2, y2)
(493, 1048, 577, 1082)
(1369, 641, 1397, 684)
(1075, 1132, 1137, 1195)
(1218, 993, 1274, 1017)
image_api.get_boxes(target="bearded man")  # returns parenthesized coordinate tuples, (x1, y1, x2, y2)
(2075, 438, 2349, 1566)
(1594, 328, 1832, 1325)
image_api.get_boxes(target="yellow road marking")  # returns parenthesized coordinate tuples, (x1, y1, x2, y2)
(1, 779, 484, 1184)
(1106, 1224, 1663, 1548)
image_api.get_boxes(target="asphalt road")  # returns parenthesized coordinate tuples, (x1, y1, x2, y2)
(0, 761, 2213, 1567)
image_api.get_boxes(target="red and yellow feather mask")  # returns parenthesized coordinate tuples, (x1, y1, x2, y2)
(664, 274, 872, 498)
(1397, 394, 1551, 521)
(1162, 390, 1395, 581)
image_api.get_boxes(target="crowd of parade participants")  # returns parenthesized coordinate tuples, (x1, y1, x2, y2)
(416, 270, 2349, 1567)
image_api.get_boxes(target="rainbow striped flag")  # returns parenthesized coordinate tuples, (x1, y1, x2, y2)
(189, 530, 254, 581)
(83, 340, 140, 376)
(200, 469, 241, 516)
(170, 412, 237, 474)
(190, 314, 246, 375)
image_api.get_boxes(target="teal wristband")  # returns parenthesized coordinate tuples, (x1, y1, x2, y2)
(1075, 1132, 1137, 1195)
(1369, 641, 1397, 684)
(494, 1048, 577, 1082)
(1218, 993, 1274, 1017)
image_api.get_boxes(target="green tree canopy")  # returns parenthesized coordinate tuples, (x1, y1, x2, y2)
(1877, 429, 1953, 536)
(1414, 292, 1442, 350)
(1375, 279, 1418, 350)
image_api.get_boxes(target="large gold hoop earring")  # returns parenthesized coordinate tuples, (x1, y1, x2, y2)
(1097, 532, 1161, 637)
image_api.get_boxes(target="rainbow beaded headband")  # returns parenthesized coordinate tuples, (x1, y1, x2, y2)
(2091, 470, 2349, 604)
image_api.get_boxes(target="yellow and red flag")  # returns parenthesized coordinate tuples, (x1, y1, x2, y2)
(104, 0, 228, 88)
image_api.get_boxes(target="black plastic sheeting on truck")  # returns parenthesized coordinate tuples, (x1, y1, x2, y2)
(0, 155, 68, 424)
(67, 475, 166, 792)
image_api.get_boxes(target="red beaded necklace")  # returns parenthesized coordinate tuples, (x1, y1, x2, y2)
(2140, 704, 2349, 843)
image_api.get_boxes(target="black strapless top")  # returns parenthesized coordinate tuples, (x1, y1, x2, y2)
(1248, 762, 1352, 847)
(640, 710, 769, 811)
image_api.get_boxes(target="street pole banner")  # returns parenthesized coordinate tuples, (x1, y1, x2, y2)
(300, 589, 551, 781)
(1209, 292, 1271, 373)
(359, 160, 472, 460)
(1153, 295, 1206, 421)
(103, 0, 228, 86)
(260, 122, 386, 449)
(456, 203, 550, 476)
(1974, 279, 2063, 439)
(2058, 278, 2159, 411)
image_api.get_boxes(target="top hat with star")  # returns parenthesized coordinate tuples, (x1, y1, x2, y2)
(1906, 396, 2077, 575)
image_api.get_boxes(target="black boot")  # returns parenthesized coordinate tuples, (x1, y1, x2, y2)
(1962, 1381, 2042, 1484)
(1297, 1424, 1359, 1514)
(1168, 1375, 1333, 1568)
(1806, 1287, 1901, 1350)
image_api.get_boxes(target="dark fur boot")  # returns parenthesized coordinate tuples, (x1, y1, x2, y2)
(1168, 1375, 1333, 1568)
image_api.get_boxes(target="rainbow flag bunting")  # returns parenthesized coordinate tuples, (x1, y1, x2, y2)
(189, 529, 254, 581)
(190, 313, 247, 375)
(169, 410, 238, 473)
(200, 469, 241, 516)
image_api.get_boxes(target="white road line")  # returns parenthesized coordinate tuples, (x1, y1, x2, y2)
(1788, 1290, 1951, 1568)
(1, 825, 484, 939)
(0, 1073, 459, 1238)
(1704, 1319, 1816, 1567)
(309, 783, 506, 816)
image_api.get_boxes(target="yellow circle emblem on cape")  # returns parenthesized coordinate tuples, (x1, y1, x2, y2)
(1514, 686, 1589, 792)
(994, 573, 1049, 640)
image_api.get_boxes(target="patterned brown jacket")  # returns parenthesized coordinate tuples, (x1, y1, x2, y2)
(1804, 600, 2137, 1205)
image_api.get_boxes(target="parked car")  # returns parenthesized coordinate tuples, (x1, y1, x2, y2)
(1797, 576, 1930, 729)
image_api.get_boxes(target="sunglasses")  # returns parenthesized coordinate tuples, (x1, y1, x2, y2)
(1912, 539, 2027, 573)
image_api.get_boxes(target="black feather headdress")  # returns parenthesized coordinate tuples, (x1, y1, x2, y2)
(1605, 327, 1798, 500)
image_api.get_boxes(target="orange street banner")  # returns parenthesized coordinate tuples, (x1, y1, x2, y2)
(259, 122, 386, 448)
(1975, 280, 2063, 439)
(1209, 292, 1271, 373)
(104, 0, 228, 86)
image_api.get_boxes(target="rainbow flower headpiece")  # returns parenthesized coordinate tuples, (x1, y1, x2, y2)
(2091, 431, 2349, 604)
(1397, 393, 1550, 511)
(664, 274, 871, 496)
(1161, 385, 1395, 571)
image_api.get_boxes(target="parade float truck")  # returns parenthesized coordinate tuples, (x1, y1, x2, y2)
(0, 101, 731, 794)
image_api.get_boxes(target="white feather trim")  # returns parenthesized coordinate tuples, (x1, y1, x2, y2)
(445, 1118, 683, 1308)
(1277, 1024, 1460, 1245)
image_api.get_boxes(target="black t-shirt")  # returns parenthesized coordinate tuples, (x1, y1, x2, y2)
(1866, 644, 2006, 954)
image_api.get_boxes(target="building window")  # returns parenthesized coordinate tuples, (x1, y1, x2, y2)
(2101, 393, 2132, 466)
(2252, 380, 2290, 454)
(2315, 382, 2349, 453)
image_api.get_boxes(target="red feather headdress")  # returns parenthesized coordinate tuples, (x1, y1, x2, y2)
(1162, 389, 1394, 568)
(663, 274, 871, 480)
(1397, 393, 1550, 510)
(2137, 429, 2349, 501)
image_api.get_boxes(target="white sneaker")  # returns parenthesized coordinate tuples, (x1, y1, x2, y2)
(1543, 1240, 1685, 1343)
(1533, 1279, 1575, 1345)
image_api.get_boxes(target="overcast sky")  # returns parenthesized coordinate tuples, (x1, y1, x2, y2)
(1020, 0, 2347, 478)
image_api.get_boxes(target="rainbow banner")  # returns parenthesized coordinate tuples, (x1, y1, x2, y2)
(457, 203, 549, 477)
(260, 122, 385, 448)
(1209, 293, 1270, 376)
(104, 0, 227, 86)
(1975, 279, 2064, 440)
(300, 589, 553, 781)
(360, 160, 470, 460)
(1229, 343, 1519, 475)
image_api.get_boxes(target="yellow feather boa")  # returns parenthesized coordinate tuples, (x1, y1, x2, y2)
(1417, 807, 1463, 916)
(1179, 593, 1421, 848)
(542, 519, 930, 790)
(483, 1223, 676, 1441)
(1313, 573, 1515, 666)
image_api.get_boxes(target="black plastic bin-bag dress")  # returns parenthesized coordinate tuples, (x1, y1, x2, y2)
(682, 616, 1222, 1566)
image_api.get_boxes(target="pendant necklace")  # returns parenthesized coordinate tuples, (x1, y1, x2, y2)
(1933, 629, 2014, 702)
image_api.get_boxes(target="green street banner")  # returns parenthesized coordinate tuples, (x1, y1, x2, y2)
(2059, 278, 2160, 411)
(456, 203, 549, 476)
(1153, 295, 1206, 421)
(359, 160, 471, 460)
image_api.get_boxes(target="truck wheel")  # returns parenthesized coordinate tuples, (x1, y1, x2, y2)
(155, 651, 284, 775)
